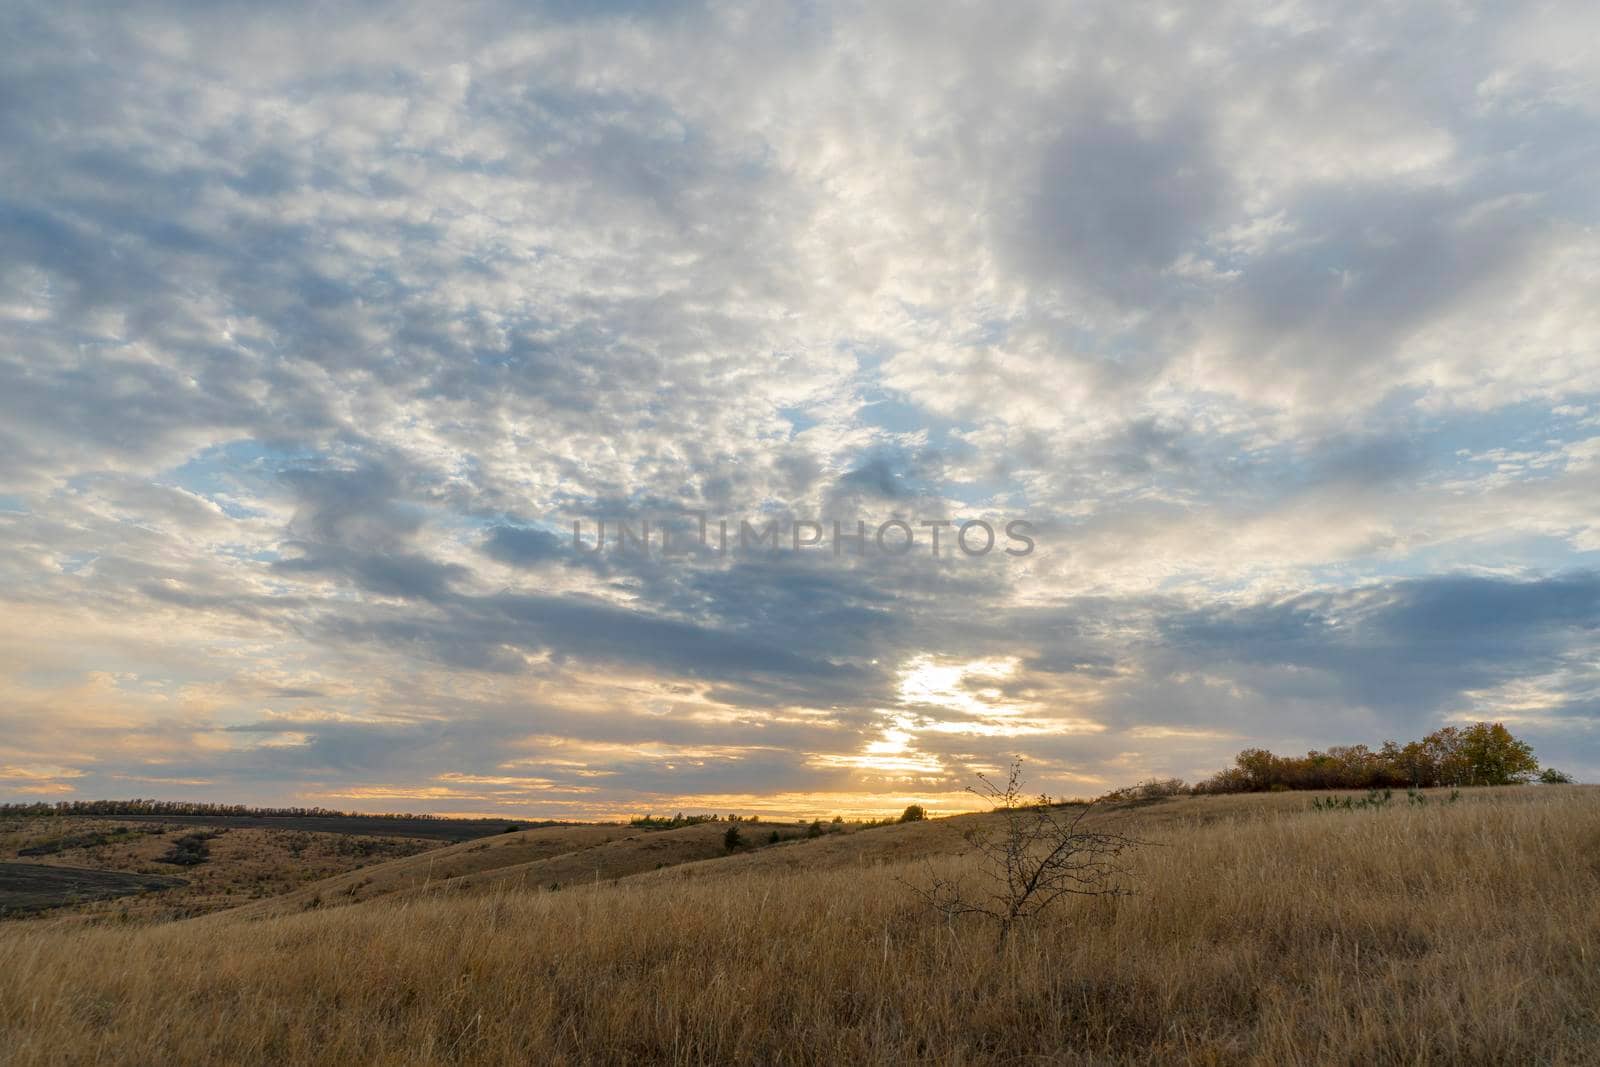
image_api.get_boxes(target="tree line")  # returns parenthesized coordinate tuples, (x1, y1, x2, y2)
(0, 799, 485, 821)
(1191, 721, 1543, 793)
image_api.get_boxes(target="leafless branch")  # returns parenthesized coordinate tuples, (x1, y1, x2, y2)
(905, 758, 1143, 942)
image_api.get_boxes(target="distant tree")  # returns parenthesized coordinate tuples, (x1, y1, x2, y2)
(1421, 726, 1469, 786)
(1327, 745, 1380, 788)
(723, 824, 742, 852)
(1457, 722, 1539, 785)
(1386, 739, 1436, 787)
(899, 804, 926, 823)
(1235, 748, 1280, 790)
(1539, 768, 1574, 784)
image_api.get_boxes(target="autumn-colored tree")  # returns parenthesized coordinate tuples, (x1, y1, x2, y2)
(1456, 722, 1539, 785)
(1193, 722, 1540, 793)
(1234, 748, 1281, 790)
(1385, 739, 1436, 787)
(1325, 745, 1381, 788)
(1421, 726, 1470, 786)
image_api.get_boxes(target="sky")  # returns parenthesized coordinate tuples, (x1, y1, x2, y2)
(2, 1, 1598, 818)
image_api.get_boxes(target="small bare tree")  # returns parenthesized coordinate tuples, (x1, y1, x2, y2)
(908, 759, 1141, 940)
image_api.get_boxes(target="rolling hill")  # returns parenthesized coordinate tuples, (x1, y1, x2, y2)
(2, 786, 1596, 1065)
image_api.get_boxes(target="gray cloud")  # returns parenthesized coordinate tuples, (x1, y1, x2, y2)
(1157, 573, 1600, 730)
(1001, 110, 1227, 303)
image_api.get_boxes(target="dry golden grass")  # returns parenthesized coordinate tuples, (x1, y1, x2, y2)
(216, 823, 634, 919)
(2, 786, 1597, 1065)
(221, 819, 849, 920)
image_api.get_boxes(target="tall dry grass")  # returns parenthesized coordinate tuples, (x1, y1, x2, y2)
(2, 787, 1596, 1065)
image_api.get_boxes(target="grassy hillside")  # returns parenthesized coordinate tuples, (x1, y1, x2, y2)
(0, 817, 438, 920)
(218, 821, 747, 919)
(2, 785, 1596, 1064)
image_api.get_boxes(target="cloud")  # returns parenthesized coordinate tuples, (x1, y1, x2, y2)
(1156, 573, 1600, 737)
(0, 0, 1597, 813)
(481, 525, 567, 567)
(998, 110, 1228, 304)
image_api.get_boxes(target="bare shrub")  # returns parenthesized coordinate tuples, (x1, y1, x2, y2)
(907, 760, 1141, 940)
(1104, 777, 1188, 802)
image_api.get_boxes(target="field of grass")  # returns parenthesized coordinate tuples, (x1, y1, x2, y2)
(1, 786, 1596, 1064)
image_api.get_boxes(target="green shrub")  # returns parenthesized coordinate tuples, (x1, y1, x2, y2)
(1311, 788, 1392, 812)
